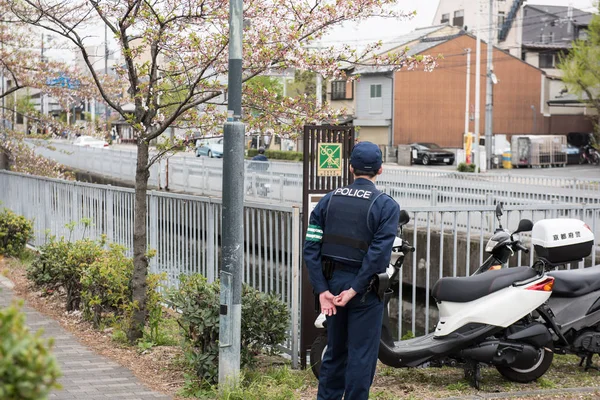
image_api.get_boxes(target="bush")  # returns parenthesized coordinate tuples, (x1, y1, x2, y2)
(0, 208, 33, 257)
(247, 149, 303, 161)
(28, 237, 104, 311)
(81, 243, 134, 327)
(457, 162, 477, 173)
(168, 274, 290, 386)
(0, 301, 61, 399)
(81, 244, 165, 334)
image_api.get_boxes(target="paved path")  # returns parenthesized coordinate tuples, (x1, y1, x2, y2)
(0, 279, 171, 400)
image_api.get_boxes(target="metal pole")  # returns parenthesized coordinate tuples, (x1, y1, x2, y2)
(40, 34, 44, 116)
(474, 0, 482, 172)
(464, 48, 471, 156)
(484, 0, 494, 170)
(219, 0, 244, 389)
(104, 24, 109, 129)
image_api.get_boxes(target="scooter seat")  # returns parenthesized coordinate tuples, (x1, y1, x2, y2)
(547, 265, 600, 298)
(432, 266, 537, 303)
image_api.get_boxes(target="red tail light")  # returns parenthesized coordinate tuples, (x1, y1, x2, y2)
(527, 277, 554, 292)
(104, 143, 109, 147)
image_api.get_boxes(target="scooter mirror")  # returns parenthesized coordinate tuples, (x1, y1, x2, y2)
(514, 219, 533, 234)
(398, 210, 410, 227)
(495, 202, 504, 218)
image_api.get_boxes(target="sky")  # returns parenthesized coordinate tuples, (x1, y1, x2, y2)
(46, 0, 597, 64)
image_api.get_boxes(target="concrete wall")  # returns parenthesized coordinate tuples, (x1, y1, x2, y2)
(355, 126, 389, 146)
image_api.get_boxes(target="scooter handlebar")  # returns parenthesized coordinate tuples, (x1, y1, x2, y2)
(401, 242, 415, 253)
(514, 242, 529, 254)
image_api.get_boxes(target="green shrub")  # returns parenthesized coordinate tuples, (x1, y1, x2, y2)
(247, 149, 303, 161)
(80, 244, 164, 333)
(169, 275, 220, 384)
(28, 237, 104, 311)
(0, 209, 33, 257)
(241, 285, 290, 366)
(0, 301, 61, 399)
(81, 243, 134, 327)
(457, 162, 477, 173)
(168, 274, 290, 386)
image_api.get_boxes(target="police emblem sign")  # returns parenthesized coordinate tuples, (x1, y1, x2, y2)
(317, 143, 342, 177)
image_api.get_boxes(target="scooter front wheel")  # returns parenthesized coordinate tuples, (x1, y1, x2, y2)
(310, 334, 328, 379)
(496, 341, 554, 383)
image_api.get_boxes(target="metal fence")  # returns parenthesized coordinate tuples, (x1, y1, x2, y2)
(0, 171, 301, 366)
(28, 140, 600, 208)
(2, 170, 600, 363)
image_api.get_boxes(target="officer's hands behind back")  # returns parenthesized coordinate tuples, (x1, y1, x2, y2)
(333, 288, 357, 307)
(319, 291, 337, 316)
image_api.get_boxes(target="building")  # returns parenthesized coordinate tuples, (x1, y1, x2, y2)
(328, 25, 462, 146)
(329, 26, 551, 149)
(433, 0, 596, 134)
(392, 33, 546, 148)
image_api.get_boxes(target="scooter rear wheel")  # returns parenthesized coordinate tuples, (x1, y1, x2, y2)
(496, 342, 554, 383)
(310, 334, 328, 379)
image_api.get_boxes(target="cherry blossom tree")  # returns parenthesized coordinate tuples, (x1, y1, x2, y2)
(10, 0, 434, 342)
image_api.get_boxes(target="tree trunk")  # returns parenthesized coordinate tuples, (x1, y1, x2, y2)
(128, 139, 150, 343)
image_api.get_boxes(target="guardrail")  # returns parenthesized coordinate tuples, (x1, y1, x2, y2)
(28, 140, 600, 208)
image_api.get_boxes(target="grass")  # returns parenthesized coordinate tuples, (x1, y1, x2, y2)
(179, 364, 315, 400)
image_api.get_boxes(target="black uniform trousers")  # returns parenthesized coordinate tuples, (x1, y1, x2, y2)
(317, 269, 384, 400)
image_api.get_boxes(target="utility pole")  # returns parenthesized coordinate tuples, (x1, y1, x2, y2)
(474, 0, 482, 172)
(219, 0, 244, 390)
(104, 24, 109, 130)
(41, 33, 45, 116)
(464, 48, 471, 154)
(484, 0, 494, 170)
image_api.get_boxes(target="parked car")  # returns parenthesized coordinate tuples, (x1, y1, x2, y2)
(196, 138, 224, 158)
(410, 143, 455, 165)
(73, 135, 109, 148)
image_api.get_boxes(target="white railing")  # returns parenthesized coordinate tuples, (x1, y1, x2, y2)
(1, 171, 599, 353)
(29, 140, 600, 209)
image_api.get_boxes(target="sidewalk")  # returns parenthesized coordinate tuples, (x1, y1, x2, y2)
(0, 278, 171, 400)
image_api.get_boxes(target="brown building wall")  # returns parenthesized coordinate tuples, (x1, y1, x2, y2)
(545, 115, 594, 134)
(393, 35, 544, 148)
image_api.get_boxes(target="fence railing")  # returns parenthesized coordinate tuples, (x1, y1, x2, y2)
(28, 140, 600, 208)
(0, 170, 301, 366)
(2, 171, 600, 360)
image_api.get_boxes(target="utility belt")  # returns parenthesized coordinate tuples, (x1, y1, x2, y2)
(322, 257, 359, 280)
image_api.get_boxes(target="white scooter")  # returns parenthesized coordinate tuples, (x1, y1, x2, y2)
(311, 210, 556, 388)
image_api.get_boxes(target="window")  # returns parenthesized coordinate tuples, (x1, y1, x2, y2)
(370, 84, 382, 98)
(498, 12, 506, 29)
(369, 84, 383, 114)
(539, 52, 556, 68)
(441, 13, 450, 24)
(453, 9, 464, 28)
(331, 81, 347, 100)
(578, 29, 589, 40)
(541, 32, 554, 44)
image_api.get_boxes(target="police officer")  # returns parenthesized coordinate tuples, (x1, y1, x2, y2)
(304, 141, 400, 400)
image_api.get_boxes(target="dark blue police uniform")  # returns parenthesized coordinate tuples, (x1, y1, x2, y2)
(304, 142, 400, 400)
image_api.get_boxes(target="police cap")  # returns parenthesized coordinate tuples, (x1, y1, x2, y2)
(350, 141, 382, 171)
